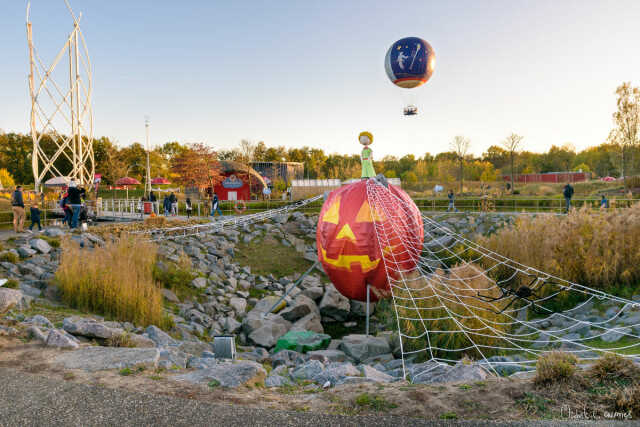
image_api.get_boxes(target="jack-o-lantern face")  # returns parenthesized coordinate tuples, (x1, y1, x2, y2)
(316, 180, 423, 302)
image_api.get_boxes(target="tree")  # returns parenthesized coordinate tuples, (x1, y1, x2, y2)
(450, 135, 470, 193)
(501, 133, 523, 194)
(0, 168, 15, 188)
(238, 139, 256, 197)
(171, 143, 222, 191)
(609, 82, 640, 184)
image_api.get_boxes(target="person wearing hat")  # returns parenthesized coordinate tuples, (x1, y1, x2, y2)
(359, 131, 376, 179)
(11, 185, 25, 233)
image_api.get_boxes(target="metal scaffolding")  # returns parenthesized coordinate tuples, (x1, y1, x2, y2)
(26, 1, 95, 191)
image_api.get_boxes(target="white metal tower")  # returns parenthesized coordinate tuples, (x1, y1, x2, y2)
(145, 116, 152, 197)
(26, 1, 95, 191)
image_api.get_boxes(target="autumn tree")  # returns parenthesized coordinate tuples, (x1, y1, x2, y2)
(609, 82, 640, 184)
(171, 143, 222, 191)
(501, 133, 524, 193)
(450, 135, 470, 193)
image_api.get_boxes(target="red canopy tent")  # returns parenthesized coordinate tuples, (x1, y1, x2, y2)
(151, 177, 171, 185)
(115, 177, 140, 199)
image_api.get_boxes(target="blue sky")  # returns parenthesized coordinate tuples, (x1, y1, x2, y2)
(1, 0, 639, 158)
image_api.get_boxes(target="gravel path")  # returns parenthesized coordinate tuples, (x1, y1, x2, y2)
(0, 368, 627, 426)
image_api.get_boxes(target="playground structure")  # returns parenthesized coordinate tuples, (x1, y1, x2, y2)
(26, 1, 95, 192)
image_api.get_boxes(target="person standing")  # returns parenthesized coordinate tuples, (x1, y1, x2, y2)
(563, 182, 574, 213)
(11, 185, 25, 233)
(149, 191, 157, 214)
(163, 195, 171, 217)
(67, 181, 83, 229)
(600, 194, 609, 209)
(169, 192, 177, 216)
(185, 197, 192, 219)
(447, 190, 459, 212)
(29, 203, 42, 232)
(211, 193, 223, 217)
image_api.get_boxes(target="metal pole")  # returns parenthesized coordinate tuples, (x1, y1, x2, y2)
(145, 117, 151, 197)
(366, 284, 370, 336)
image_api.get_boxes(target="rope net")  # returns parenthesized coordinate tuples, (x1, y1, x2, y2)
(366, 179, 640, 381)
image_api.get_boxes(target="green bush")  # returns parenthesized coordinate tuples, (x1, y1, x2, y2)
(0, 252, 18, 263)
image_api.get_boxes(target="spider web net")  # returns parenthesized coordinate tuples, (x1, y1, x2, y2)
(366, 179, 640, 382)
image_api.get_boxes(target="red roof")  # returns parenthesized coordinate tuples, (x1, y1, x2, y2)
(116, 177, 141, 186)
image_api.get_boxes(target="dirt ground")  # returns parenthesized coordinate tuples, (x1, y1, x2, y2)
(1, 334, 632, 422)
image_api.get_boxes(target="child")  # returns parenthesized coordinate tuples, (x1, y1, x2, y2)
(29, 203, 42, 232)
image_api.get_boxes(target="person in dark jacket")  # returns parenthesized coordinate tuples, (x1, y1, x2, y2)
(29, 203, 42, 232)
(210, 193, 223, 217)
(563, 183, 574, 213)
(60, 192, 72, 226)
(447, 190, 459, 212)
(169, 192, 177, 216)
(67, 181, 84, 228)
(185, 198, 192, 219)
(163, 195, 171, 217)
(600, 194, 609, 209)
(149, 191, 157, 214)
(11, 185, 25, 233)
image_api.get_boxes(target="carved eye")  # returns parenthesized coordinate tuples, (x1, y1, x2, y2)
(321, 197, 340, 224)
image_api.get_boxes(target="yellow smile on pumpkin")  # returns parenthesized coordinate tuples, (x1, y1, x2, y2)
(320, 247, 380, 273)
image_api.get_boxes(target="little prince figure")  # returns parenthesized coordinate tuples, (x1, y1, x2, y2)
(359, 131, 376, 179)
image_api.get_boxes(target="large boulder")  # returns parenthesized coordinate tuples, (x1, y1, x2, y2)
(252, 296, 286, 314)
(191, 277, 207, 289)
(280, 295, 319, 322)
(248, 322, 289, 348)
(174, 361, 267, 387)
(229, 297, 247, 315)
(319, 284, 350, 321)
(0, 288, 24, 313)
(45, 329, 79, 349)
(144, 325, 178, 347)
(290, 312, 324, 334)
(409, 361, 492, 384)
(359, 365, 394, 383)
(29, 238, 52, 254)
(307, 349, 350, 363)
(62, 317, 124, 340)
(52, 347, 160, 372)
(339, 334, 391, 363)
(312, 362, 361, 386)
(273, 330, 331, 354)
(291, 360, 325, 380)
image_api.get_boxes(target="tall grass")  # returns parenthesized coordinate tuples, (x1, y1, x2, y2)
(392, 263, 511, 362)
(55, 236, 168, 327)
(479, 205, 640, 293)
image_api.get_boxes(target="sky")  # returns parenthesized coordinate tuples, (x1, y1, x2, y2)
(1, 0, 639, 159)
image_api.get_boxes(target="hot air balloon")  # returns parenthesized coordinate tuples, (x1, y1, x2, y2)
(384, 37, 436, 116)
(316, 179, 423, 302)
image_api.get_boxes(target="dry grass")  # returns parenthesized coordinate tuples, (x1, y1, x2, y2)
(395, 263, 510, 361)
(534, 351, 578, 385)
(106, 332, 136, 348)
(590, 353, 640, 384)
(614, 385, 640, 417)
(479, 205, 640, 291)
(55, 236, 167, 328)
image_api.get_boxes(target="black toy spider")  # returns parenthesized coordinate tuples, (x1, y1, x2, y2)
(476, 274, 551, 314)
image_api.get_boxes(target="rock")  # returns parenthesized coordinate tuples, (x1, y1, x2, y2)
(17, 245, 37, 258)
(223, 317, 242, 334)
(27, 325, 47, 342)
(409, 361, 491, 384)
(0, 288, 24, 313)
(52, 347, 160, 371)
(350, 300, 375, 317)
(265, 374, 293, 387)
(128, 334, 156, 348)
(178, 340, 213, 357)
(186, 357, 219, 369)
(271, 349, 300, 368)
(291, 312, 324, 334)
(601, 327, 631, 343)
(145, 325, 178, 347)
(280, 295, 318, 322)
(248, 322, 289, 348)
(63, 317, 124, 340)
(339, 334, 391, 363)
(27, 314, 53, 329)
(302, 286, 324, 301)
(229, 297, 247, 315)
(242, 311, 291, 336)
(45, 329, 79, 349)
(161, 289, 180, 303)
(174, 361, 267, 387)
(252, 296, 286, 314)
(291, 360, 325, 380)
(29, 239, 52, 254)
(191, 277, 207, 289)
(43, 228, 65, 237)
(312, 362, 361, 386)
(273, 330, 331, 354)
(307, 349, 350, 363)
(158, 348, 189, 369)
(319, 284, 350, 321)
(359, 365, 394, 383)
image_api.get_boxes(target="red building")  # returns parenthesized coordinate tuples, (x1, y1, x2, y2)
(212, 161, 266, 201)
(502, 171, 591, 184)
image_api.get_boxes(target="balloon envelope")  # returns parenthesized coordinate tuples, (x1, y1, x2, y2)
(316, 180, 423, 302)
(385, 37, 435, 89)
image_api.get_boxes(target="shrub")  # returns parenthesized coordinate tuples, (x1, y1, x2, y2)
(0, 252, 18, 264)
(590, 353, 640, 384)
(2, 279, 19, 289)
(55, 236, 167, 328)
(106, 332, 136, 348)
(534, 351, 578, 385)
(614, 385, 640, 418)
(479, 205, 640, 292)
(40, 236, 61, 248)
(354, 393, 398, 411)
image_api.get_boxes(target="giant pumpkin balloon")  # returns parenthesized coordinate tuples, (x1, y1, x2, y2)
(316, 179, 423, 302)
